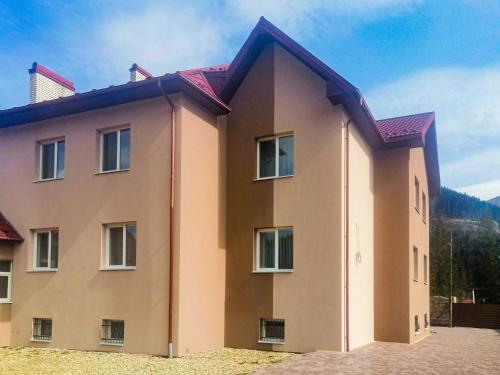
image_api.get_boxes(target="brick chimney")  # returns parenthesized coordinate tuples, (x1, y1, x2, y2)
(29, 62, 75, 104)
(129, 63, 152, 82)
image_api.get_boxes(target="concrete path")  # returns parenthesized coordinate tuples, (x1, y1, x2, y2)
(254, 327, 500, 374)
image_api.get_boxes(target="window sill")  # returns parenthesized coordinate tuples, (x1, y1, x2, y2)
(415, 207, 420, 214)
(101, 342, 124, 347)
(31, 339, 52, 343)
(253, 270, 293, 274)
(28, 269, 58, 273)
(254, 175, 294, 182)
(101, 267, 136, 271)
(415, 331, 421, 336)
(0, 301, 12, 304)
(258, 340, 284, 345)
(33, 177, 64, 183)
(95, 169, 130, 175)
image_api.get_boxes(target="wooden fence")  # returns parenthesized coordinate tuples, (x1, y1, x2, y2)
(452, 303, 500, 329)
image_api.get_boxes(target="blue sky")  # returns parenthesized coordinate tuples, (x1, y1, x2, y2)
(1, 0, 499, 199)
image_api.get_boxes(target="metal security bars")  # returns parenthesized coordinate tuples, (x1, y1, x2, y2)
(259, 319, 285, 343)
(101, 320, 124, 345)
(32, 318, 52, 341)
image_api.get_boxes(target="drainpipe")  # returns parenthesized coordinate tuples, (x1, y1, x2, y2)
(158, 80, 176, 358)
(343, 118, 352, 352)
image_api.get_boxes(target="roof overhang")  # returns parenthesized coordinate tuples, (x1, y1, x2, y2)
(0, 74, 230, 129)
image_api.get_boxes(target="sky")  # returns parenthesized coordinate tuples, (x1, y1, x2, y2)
(0, 0, 499, 199)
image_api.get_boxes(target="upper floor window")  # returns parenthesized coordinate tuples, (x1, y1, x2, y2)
(33, 230, 59, 271)
(104, 223, 136, 269)
(413, 246, 418, 282)
(422, 192, 427, 223)
(256, 228, 293, 272)
(101, 128, 130, 172)
(0, 261, 12, 303)
(257, 135, 293, 179)
(39, 140, 65, 180)
(414, 177, 420, 213)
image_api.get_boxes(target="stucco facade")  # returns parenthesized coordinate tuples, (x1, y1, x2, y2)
(0, 17, 439, 356)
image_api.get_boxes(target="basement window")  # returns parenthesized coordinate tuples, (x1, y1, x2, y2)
(257, 135, 294, 179)
(414, 315, 420, 335)
(101, 320, 124, 345)
(33, 230, 59, 271)
(32, 318, 52, 342)
(259, 319, 285, 344)
(255, 228, 293, 272)
(39, 139, 65, 180)
(100, 128, 130, 172)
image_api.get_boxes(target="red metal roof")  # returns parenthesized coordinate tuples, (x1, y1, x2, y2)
(0, 212, 23, 242)
(179, 65, 229, 100)
(376, 112, 435, 142)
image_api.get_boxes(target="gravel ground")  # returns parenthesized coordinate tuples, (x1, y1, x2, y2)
(0, 347, 298, 375)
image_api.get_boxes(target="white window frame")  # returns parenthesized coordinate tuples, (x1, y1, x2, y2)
(256, 135, 294, 180)
(39, 139, 64, 181)
(255, 228, 293, 273)
(33, 230, 58, 271)
(32, 318, 52, 342)
(101, 319, 125, 346)
(100, 128, 130, 173)
(0, 261, 12, 304)
(104, 223, 136, 270)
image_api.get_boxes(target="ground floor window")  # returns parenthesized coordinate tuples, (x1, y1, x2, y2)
(101, 320, 124, 345)
(414, 315, 420, 334)
(33, 229, 59, 270)
(425, 314, 429, 329)
(0, 261, 12, 303)
(256, 228, 293, 272)
(259, 319, 285, 344)
(104, 223, 136, 269)
(32, 318, 52, 341)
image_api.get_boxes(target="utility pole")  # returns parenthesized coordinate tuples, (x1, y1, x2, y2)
(449, 231, 453, 328)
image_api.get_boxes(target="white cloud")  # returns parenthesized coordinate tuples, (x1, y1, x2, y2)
(366, 66, 500, 194)
(457, 179, 500, 201)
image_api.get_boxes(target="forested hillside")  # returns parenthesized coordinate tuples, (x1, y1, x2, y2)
(430, 187, 500, 304)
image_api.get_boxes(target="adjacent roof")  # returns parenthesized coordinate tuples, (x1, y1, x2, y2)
(0, 212, 23, 242)
(376, 112, 435, 143)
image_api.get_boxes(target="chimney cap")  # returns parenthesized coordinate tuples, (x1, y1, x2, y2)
(29, 62, 75, 91)
(129, 63, 152, 78)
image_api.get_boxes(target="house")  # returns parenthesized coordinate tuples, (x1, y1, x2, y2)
(0, 18, 439, 356)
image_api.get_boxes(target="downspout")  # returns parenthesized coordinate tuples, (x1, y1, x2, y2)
(158, 80, 176, 358)
(343, 118, 352, 352)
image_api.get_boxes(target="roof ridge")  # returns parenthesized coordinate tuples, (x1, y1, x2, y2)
(376, 111, 435, 122)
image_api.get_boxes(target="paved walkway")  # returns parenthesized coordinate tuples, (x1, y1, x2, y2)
(255, 327, 500, 374)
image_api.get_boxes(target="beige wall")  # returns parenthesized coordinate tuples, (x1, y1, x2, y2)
(346, 120, 374, 350)
(374, 145, 431, 344)
(408, 147, 431, 343)
(0, 98, 173, 355)
(226, 43, 345, 353)
(174, 95, 226, 356)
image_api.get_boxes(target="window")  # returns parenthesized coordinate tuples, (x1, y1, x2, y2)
(256, 228, 293, 272)
(32, 318, 52, 341)
(413, 246, 418, 281)
(0, 261, 12, 303)
(414, 177, 420, 212)
(34, 230, 59, 270)
(101, 128, 130, 172)
(424, 314, 429, 329)
(259, 319, 284, 344)
(424, 255, 428, 284)
(101, 320, 124, 345)
(422, 192, 427, 223)
(414, 315, 420, 334)
(39, 140, 65, 180)
(105, 223, 136, 269)
(257, 135, 293, 179)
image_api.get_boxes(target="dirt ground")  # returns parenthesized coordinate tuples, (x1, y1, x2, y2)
(255, 327, 500, 374)
(0, 346, 297, 375)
